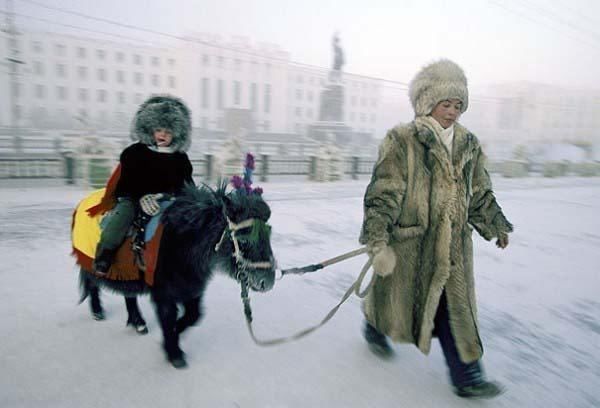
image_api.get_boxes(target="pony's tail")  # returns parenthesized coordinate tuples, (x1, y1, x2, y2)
(78, 268, 90, 304)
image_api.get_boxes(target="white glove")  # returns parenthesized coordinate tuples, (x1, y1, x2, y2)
(139, 193, 163, 216)
(368, 243, 396, 277)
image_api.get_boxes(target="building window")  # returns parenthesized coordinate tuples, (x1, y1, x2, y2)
(56, 86, 68, 101)
(33, 61, 44, 76)
(34, 84, 45, 99)
(295, 107, 302, 117)
(202, 54, 210, 66)
(296, 89, 303, 100)
(78, 88, 88, 102)
(235, 59, 242, 72)
(116, 70, 125, 83)
(168, 76, 176, 89)
(77, 66, 88, 80)
(133, 54, 142, 65)
(97, 68, 107, 82)
(54, 44, 66, 57)
(151, 74, 160, 87)
(134, 72, 143, 86)
(263, 120, 270, 131)
(134, 93, 143, 104)
(167, 58, 175, 67)
(116, 52, 124, 62)
(201, 78, 210, 109)
(56, 64, 67, 78)
(233, 81, 241, 105)
(217, 79, 224, 109)
(250, 83, 257, 111)
(76, 47, 86, 58)
(217, 56, 225, 68)
(32, 41, 43, 53)
(96, 49, 106, 60)
(117, 91, 125, 104)
(296, 75, 304, 84)
(11, 82, 22, 98)
(151, 56, 160, 66)
(264, 84, 271, 114)
(97, 89, 107, 103)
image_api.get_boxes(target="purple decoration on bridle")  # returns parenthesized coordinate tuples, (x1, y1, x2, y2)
(230, 153, 263, 196)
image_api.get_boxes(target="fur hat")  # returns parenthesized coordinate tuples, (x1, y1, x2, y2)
(409, 59, 469, 116)
(131, 95, 192, 152)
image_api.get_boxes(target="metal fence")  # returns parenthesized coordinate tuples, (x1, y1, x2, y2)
(0, 154, 377, 186)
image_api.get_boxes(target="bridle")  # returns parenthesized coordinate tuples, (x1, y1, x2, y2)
(214, 214, 274, 284)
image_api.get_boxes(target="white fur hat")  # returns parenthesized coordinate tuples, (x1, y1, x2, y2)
(408, 59, 468, 116)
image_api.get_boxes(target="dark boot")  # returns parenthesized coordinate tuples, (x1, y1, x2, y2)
(93, 246, 116, 277)
(363, 321, 394, 359)
(454, 380, 505, 399)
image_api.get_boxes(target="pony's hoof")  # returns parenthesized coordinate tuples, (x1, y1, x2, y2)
(169, 356, 188, 369)
(127, 319, 149, 335)
(92, 310, 105, 321)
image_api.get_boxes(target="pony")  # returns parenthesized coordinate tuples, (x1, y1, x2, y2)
(74, 182, 276, 368)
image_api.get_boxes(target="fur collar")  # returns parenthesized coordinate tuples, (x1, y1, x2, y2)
(413, 120, 477, 175)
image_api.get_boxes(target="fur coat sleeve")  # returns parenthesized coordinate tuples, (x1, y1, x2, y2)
(468, 148, 513, 240)
(360, 129, 408, 247)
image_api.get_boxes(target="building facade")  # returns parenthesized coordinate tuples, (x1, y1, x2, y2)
(0, 29, 383, 158)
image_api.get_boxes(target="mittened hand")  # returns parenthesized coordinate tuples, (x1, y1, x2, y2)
(368, 243, 397, 277)
(139, 193, 163, 216)
(496, 232, 509, 249)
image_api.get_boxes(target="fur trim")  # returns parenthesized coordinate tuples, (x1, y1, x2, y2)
(131, 95, 192, 152)
(409, 59, 469, 116)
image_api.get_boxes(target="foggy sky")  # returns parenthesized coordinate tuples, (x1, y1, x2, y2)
(12, 0, 600, 89)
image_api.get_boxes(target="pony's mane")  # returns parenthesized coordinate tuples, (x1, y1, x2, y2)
(162, 181, 227, 234)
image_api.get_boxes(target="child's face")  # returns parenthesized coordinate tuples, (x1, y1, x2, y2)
(153, 128, 174, 147)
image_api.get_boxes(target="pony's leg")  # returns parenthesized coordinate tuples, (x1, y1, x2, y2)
(176, 296, 203, 335)
(81, 270, 105, 321)
(155, 301, 186, 368)
(125, 296, 148, 335)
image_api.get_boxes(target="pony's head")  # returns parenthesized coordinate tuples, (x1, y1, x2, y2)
(219, 189, 275, 292)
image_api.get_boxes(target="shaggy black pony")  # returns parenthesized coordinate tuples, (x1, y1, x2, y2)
(80, 182, 276, 368)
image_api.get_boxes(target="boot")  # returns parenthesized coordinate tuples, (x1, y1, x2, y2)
(363, 321, 394, 359)
(454, 380, 505, 399)
(93, 246, 116, 277)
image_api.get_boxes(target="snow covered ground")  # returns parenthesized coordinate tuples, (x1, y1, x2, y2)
(1, 176, 599, 408)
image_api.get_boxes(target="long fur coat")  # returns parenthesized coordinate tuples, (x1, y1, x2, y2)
(360, 120, 513, 363)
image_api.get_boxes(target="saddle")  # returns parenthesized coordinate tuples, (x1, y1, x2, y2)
(71, 188, 172, 286)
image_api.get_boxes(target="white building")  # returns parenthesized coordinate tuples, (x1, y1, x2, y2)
(1, 28, 383, 149)
(0, 30, 181, 131)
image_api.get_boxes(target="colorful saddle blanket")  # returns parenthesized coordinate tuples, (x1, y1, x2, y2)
(71, 188, 171, 286)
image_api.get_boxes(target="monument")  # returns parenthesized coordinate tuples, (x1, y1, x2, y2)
(309, 33, 353, 147)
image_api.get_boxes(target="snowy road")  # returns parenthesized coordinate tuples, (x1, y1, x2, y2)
(1, 177, 599, 408)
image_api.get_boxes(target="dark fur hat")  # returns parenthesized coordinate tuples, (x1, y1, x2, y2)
(131, 95, 192, 152)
